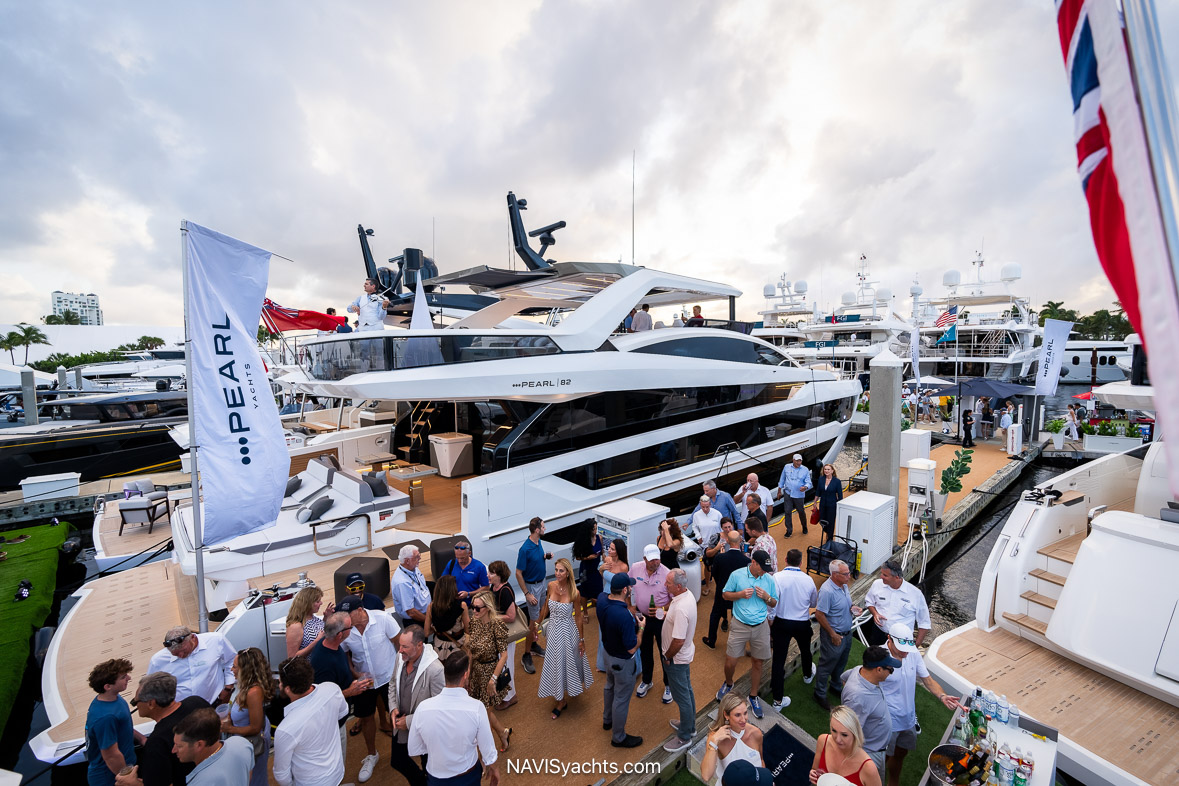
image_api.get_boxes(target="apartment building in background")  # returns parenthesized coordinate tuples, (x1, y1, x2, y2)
(51, 291, 104, 325)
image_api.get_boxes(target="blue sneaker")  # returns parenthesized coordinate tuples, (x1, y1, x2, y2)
(716, 682, 733, 701)
(748, 695, 764, 719)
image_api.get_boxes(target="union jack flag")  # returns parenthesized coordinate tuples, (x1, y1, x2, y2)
(934, 305, 958, 329)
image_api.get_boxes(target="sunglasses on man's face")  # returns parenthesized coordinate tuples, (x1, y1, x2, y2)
(163, 634, 190, 648)
(454, 545, 470, 551)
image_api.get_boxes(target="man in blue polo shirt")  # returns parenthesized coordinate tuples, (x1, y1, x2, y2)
(693, 479, 741, 531)
(777, 453, 812, 537)
(439, 539, 489, 602)
(717, 549, 778, 719)
(515, 516, 552, 674)
(597, 573, 643, 749)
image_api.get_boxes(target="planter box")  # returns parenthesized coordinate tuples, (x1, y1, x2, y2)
(1082, 434, 1142, 454)
(1040, 431, 1066, 450)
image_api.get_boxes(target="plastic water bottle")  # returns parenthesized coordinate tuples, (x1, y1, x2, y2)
(1008, 703, 1020, 727)
(984, 690, 998, 717)
(997, 694, 1010, 724)
(998, 751, 1017, 785)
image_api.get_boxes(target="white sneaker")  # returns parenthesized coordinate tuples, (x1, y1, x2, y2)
(802, 670, 815, 685)
(662, 686, 673, 704)
(358, 753, 379, 783)
(636, 681, 651, 698)
(772, 697, 792, 712)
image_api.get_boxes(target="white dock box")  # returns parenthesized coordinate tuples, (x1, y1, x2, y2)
(20, 472, 81, 501)
(428, 432, 473, 478)
(900, 428, 931, 464)
(836, 491, 896, 574)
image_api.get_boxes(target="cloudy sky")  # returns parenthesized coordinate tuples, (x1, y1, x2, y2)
(3, 0, 1177, 328)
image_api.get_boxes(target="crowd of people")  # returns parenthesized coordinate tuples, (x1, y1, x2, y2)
(86, 476, 957, 786)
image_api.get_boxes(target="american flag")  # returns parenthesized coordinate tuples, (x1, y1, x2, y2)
(934, 305, 958, 329)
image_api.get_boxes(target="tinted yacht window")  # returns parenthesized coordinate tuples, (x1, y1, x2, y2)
(633, 337, 778, 364)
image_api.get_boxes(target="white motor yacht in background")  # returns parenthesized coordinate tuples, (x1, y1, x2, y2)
(754, 258, 914, 379)
(925, 339, 1177, 786)
(911, 254, 1040, 382)
(1060, 338, 1131, 384)
(751, 274, 815, 351)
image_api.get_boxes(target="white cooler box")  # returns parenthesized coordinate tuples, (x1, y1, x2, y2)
(900, 428, 931, 464)
(428, 432, 473, 478)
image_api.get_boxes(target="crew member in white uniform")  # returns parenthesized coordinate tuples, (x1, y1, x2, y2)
(349, 278, 390, 332)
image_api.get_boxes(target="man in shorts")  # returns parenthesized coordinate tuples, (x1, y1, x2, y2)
(515, 516, 552, 674)
(880, 623, 960, 786)
(715, 549, 778, 720)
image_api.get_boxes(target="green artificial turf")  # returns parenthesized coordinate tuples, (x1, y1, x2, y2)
(0, 522, 68, 738)
(759, 639, 956, 786)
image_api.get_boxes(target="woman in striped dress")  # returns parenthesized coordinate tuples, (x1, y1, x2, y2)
(284, 586, 326, 658)
(537, 558, 593, 718)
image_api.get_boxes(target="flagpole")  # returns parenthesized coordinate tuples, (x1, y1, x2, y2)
(181, 220, 209, 634)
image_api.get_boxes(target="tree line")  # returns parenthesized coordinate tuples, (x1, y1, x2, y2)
(1, 324, 166, 372)
(1038, 301, 1133, 341)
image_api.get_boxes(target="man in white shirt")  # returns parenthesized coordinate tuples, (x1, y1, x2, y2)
(733, 472, 773, 527)
(408, 651, 500, 786)
(273, 656, 350, 786)
(880, 623, 959, 786)
(864, 560, 931, 648)
(348, 278, 390, 332)
(631, 303, 654, 331)
(770, 548, 818, 712)
(147, 627, 235, 705)
(338, 597, 401, 782)
(660, 568, 698, 753)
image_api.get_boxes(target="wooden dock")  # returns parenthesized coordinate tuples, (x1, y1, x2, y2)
(0, 470, 191, 528)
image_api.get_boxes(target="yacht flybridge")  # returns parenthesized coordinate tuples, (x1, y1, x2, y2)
(911, 255, 1041, 381)
(925, 343, 1179, 786)
(753, 259, 915, 379)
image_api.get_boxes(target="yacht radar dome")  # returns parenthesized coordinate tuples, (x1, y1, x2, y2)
(1000, 263, 1022, 282)
(909, 283, 923, 297)
(841, 291, 857, 306)
(875, 287, 892, 303)
(763, 283, 777, 298)
(942, 269, 961, 287)
(795, 280, 808, 295)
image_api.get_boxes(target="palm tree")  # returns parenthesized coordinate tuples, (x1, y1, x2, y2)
(136, 336, 165, 350)
(15, 323, 50, 364)
(0, 331, 20, 364)
(44, 309, 82, 325)
(1039, 300, 1078, 327)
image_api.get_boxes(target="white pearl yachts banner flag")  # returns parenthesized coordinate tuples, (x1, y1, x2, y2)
(184, 221, 287, 546)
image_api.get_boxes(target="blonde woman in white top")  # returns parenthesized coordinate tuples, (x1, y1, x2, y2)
(700, 693, 763, 783)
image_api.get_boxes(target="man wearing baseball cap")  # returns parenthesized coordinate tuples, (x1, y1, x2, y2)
(597, 573, 643, 748)
(343, 574, 385, 611)
(716, 549, 778, 719)
(629, 545, 671, 701)
(777, 454, 812, 537)
(879, 623, 959, 786)
(839, 645, 901, 781)
(720, 759, 775, 785)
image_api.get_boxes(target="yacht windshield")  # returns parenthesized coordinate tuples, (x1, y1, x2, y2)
(304, 334, 562, 380)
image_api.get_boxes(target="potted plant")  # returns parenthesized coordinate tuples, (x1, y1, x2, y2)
(933, 448, 974, 519)
(1043, 418, 1066, 450)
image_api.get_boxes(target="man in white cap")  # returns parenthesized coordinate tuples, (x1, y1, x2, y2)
(777, 454, 812, 537)
(629, 545, 671, 702)
(880, 622, 959, 786)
